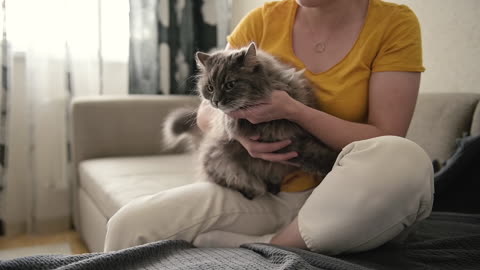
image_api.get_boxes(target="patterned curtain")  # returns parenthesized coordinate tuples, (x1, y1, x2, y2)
(129, 0, 231, 95)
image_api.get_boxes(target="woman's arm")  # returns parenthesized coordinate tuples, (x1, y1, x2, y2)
(199, 46, 420, 152)
(267, 71, 421, 249)
(292, 72, 420, 150)
(231, 71, 421, 151)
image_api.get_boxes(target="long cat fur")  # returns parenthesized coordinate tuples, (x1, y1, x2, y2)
(163, 43, 338, 199)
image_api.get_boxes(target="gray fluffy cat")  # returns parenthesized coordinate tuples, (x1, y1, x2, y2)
(163, 43, 338, 199)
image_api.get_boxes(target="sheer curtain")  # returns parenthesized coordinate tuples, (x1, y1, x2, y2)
(0, 0, 128, 234)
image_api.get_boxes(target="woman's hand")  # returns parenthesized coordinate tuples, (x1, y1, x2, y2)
(197, 100, 216, 132)
(198, 98, 298, 164)
(235, 135, 299, 166)
(228, 90, 302, 165)
(228, 90, 302, 124)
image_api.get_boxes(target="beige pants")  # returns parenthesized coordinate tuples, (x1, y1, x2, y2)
(104, 136, 434, 254)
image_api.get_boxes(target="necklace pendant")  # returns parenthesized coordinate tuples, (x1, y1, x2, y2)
(314, 42, 326, 53)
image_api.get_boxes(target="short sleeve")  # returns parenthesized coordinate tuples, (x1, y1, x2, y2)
(227, 6, 264, 48)
(372, 6, 425, 72)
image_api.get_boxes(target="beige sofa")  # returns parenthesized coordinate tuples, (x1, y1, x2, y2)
(71, 93, 480, 252)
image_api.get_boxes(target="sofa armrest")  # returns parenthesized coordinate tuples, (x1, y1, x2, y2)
(71, 95, 200, 164)
(70, 94, 200, 234)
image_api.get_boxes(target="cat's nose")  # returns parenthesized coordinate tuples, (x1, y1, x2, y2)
(212, 97, 220, 107)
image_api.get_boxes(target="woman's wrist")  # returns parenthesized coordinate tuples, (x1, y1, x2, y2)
(286, 99, 312, 124)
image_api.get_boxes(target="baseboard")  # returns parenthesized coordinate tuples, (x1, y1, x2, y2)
(5, 221, 26, 236)
(5, 216, 72, 236)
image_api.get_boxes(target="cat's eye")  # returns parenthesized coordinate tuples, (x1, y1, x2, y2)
(224, 80, 236, 90)
(206, 85, 214, 93)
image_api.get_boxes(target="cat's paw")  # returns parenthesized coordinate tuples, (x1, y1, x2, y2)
(267, 182, 281, 195)
(240, 190, 256, 200)
(238, 186, 266, 200)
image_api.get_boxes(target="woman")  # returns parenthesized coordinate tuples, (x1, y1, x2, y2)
(104, 0, 433, 254)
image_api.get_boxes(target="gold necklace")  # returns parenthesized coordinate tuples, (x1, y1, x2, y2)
(303, 11, 343, 54)
(314, 41, 327, 54)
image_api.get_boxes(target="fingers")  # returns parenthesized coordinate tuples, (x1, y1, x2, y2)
(250, 139, 292, 154)
(228, 110, 245, 119)
(229, 109, 256, 122)
(249, 135, 261, 140)
(236, 135, 299, 163)
(240, 138, 298, 162)
(228, 104, 272, 124)
(255, 151, 299, 162)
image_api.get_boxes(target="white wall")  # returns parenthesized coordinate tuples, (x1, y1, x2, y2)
(231, 0, 480, 93)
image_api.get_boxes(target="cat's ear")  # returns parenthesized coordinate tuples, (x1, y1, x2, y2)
(294, 69, 306, 80)
(285, 68, 297, 81)
(296, 69, 306, 76)
(285, 68, 305, 81)
(195, 52, 210, 68)
(245, 42, 257, 57)
(244, 42, 257, 67)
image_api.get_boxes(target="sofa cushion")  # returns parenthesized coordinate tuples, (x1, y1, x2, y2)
(406, 93, 480, 163)
(79, 154, 196, 219)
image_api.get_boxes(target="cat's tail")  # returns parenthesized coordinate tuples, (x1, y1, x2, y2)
(162, 107, 202, 152)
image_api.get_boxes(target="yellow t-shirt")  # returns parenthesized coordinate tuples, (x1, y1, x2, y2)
(227, 0, 425, 192)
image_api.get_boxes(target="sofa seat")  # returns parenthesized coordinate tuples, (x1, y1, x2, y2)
(78, 154, 196, 219)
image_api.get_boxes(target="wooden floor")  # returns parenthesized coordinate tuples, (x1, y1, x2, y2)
(0, 230, 89, 255)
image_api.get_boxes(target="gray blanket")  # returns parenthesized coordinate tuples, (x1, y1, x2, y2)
(1, 212, 480, 270)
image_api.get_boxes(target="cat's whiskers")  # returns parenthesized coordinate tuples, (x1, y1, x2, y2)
(173, 73, 202, 95)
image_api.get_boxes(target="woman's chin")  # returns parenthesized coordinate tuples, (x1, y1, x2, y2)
(296, 0, 334, 8)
